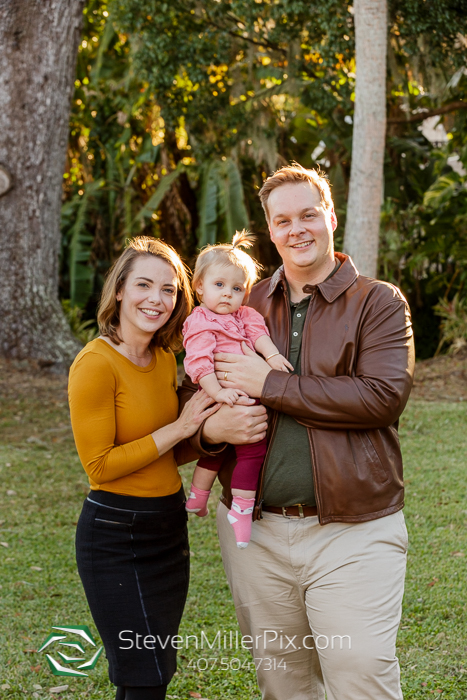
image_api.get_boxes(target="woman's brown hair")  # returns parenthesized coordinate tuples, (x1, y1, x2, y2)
(97, 236, 193, 353)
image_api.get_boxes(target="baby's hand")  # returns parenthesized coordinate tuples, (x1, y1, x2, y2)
(215, 388, 249, 407)
(267, 354, 294, 373)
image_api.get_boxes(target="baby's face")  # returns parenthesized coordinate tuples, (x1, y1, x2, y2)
(196, 263, 247, 315)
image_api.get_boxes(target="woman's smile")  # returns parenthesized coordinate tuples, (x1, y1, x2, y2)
(117, 256, 178, 337)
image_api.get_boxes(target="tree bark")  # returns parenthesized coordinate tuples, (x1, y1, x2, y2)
(343, 0, 387, 278)
(0, 0, 85, 368)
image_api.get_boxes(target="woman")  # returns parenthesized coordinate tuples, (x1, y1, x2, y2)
(69, 237, 219, 700)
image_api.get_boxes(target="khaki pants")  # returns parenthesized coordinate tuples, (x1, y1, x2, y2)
(217, 502, 408, 700)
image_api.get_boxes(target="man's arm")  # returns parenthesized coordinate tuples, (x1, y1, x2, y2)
(263, 300, 414, 429)
(215, 298, 415, 430)
(177, 375, 267, 452)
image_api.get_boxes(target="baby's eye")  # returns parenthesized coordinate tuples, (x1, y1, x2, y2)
(215, 282, 223, 287)
(233, 287, 243, 293)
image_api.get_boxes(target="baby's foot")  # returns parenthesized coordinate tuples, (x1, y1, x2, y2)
(186, 485, 210, 517)
(227, 497, 255, 548)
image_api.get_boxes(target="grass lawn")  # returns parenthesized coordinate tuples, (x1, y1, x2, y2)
(0, 368, 466, 699)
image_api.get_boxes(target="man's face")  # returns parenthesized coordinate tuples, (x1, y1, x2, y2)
(267, 182, 334, 276)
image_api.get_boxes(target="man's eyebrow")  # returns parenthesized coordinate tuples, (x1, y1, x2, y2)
(273, 206, 318, 219)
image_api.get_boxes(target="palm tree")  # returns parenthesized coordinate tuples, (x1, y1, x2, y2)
(344, 0, 387, 278)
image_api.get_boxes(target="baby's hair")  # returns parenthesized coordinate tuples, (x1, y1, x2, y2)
(192, 230, 262, 301)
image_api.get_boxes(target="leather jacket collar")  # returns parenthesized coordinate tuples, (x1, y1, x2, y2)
(268, 252, 358, 303)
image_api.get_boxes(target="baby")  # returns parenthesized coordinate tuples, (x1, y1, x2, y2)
(183, 230, 292, 548)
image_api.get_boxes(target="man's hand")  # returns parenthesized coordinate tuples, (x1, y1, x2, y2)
(214, 342, 273, 398)
(202, 399, 268, 445)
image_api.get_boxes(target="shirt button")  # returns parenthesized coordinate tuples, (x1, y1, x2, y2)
(296, 313, 301, 318)
(293, 332, 298, 337)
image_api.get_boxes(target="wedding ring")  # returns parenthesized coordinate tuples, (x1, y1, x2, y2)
(224, 371, 229, 381)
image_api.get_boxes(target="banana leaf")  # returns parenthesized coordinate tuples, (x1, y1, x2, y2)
(133, 162, 186, 223)
(69, 180, 103, 307)
(197, 160, 221, 247)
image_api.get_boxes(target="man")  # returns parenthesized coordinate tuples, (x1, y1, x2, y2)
(187, 164, 414, 700)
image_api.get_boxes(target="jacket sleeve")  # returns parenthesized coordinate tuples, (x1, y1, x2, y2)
(261, 299, 415, 429)
(68, 352, 159, 484)
(173, 439, 199, 466)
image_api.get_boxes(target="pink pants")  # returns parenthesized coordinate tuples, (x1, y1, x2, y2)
(197, 437, 267, 491)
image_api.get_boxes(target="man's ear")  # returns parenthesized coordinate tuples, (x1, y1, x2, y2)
(330, 207, 338, 232)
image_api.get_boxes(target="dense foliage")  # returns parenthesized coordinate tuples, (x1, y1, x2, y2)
(62, 0, 467, 357)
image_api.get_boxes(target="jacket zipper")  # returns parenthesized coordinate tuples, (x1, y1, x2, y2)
(254, 286, 291, 520)
(301, 292, 322, 523)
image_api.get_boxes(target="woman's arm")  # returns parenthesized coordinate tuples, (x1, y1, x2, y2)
(69, 352, 219, 485)
(151, 390, 220, 454)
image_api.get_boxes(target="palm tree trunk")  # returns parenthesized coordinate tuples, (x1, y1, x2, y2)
(343, 0, 387, 278)
(0, 0, 85, 368)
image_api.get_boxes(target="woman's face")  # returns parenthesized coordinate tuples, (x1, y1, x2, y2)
(116, 255, 178, 339)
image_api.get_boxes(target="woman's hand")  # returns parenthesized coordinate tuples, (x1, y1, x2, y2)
(177, 390, 221, 440)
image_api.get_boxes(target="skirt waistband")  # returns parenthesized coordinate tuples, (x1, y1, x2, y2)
(86, 486, 185, 513)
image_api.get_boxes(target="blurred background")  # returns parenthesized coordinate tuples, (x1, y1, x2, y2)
(2, 0, 467, 363)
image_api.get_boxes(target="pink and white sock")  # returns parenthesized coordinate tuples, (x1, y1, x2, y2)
(186, 485, 210, 517)
(227, 497, 255, 549)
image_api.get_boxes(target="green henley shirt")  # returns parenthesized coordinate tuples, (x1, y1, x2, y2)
(262, 260, 341, 507)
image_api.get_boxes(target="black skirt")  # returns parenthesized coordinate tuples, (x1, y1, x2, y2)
(75, 487, 189, 687)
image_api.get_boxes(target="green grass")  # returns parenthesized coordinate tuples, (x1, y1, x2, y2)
(0, 390, 466, 699)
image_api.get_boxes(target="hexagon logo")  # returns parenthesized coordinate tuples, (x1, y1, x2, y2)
(38, 625, 103, 677)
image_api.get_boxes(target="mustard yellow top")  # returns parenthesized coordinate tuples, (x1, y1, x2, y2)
(68, 338, 182, 497)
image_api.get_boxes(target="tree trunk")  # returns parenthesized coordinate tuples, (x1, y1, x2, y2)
(343, 0, 387, 278)
(0, 0, 85, 369)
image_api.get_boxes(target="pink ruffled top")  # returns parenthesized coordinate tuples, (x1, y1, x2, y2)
(183, 305, 270, 384)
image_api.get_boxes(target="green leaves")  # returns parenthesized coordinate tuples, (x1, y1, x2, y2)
(197, 161, 220, 248)
(67, 180, 104, 308)
(423, 172, 462, 209)
(133, 162, 186, 223)
(197, 158, 249, 247)
(434, 294, 467, 355)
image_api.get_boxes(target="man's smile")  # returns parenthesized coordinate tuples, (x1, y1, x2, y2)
(290, 240, 314, 249)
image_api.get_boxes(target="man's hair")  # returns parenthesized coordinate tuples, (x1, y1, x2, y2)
(97, 236, 193, 353)
(258, 163, 334, 222)
(192, 230, 261, 301)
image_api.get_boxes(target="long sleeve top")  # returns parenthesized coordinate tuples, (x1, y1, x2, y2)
(68, 338, 183, 497)
(182, 305, 270, 384)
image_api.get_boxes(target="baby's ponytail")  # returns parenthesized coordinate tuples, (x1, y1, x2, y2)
(231, 229, 256, 250)
(192, 229, 262, 300)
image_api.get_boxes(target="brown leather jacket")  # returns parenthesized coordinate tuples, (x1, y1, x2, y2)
(182, 253, 415, 525)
